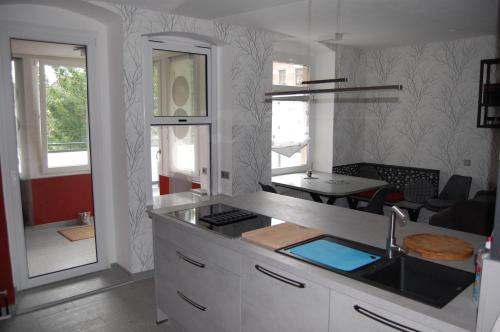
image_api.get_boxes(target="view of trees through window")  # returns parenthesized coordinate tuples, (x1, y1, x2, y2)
(45, 65, 88, 152)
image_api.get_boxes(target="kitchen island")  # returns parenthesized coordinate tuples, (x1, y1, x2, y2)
(149, 191, 485, 332)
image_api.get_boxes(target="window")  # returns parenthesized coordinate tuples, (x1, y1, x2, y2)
(272, 61, 310, 172)
(295, 68, 304, 86)
(145, 39, 213, 202)
(39, 61, 90, 170)
(152, 49, 207, 118)
(278, 69, 286, 85)
(10, 39, 90, 176)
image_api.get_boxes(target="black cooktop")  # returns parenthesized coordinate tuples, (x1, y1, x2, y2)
(168, 203, 284, 238)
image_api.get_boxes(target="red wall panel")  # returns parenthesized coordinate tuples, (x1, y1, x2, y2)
(158, 175, 200, 195)
(30, 174, 94, 225)
(0, 170, 15, 304)
(159, 175, 170, 195)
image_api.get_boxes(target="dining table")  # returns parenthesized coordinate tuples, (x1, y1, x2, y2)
(272, 171, 388, 205)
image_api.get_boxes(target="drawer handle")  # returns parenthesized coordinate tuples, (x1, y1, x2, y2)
(176, 251, 205, 268)
(177, 291, 207, 311)
(255, 264, 306, 288)
(353, 305, 421, 332)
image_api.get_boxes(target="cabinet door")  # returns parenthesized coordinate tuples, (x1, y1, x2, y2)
(242, 257, 329, 332)
(155, 239, 241, 332)
(330, 291, 437, 332)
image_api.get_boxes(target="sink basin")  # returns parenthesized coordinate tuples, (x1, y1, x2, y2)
(362, 255, 474, 308)
(278, 235, 475, 308)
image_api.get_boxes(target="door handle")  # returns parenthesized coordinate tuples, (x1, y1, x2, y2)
(177, 291, 207, 311)
(255, 264, 306, 288)
(353, 305, 421, 332)
(176, 251, 205, 268)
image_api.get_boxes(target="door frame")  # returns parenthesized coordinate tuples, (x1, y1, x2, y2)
(0, 21, 109, 290)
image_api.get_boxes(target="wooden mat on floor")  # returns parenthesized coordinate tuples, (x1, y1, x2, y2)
(58, 225, 95, 241)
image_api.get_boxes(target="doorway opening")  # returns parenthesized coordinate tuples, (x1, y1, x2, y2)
(10, 39, 97, 278)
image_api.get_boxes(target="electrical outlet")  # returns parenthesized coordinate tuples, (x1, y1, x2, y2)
(463, 159, 471, 167)
(202, 167, 207, 174)
(221, 171, 230, 179)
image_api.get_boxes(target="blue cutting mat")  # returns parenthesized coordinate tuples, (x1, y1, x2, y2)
(289, 239, 380, 272)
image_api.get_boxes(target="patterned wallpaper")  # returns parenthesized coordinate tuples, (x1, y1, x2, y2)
(92, 2, 274, 272)
(92, 2, 497, 271)
(333, 35, 499, 196)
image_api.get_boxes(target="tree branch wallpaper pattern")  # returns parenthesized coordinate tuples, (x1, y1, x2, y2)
(95, 1, 496, 270)
(334, 35, 497, 199)
(93, 1, 273, 272)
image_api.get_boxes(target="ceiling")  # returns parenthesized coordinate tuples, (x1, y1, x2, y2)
(101, 0, 498, 47)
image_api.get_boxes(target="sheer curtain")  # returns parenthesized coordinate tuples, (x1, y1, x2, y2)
(272, 100, 310, 157)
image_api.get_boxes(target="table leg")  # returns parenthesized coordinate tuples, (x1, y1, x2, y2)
(347, 197, 359, 209)
(326, 197, 337, 205)
(408, 209, 420, 222)
(310, 193, 324, 203)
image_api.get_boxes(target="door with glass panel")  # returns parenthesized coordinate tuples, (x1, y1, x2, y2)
(10, 39, 98, 281)
(147, 44, 212, 200)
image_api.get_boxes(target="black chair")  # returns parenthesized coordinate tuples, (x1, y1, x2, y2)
(358, 186, 392, 215)
(259, 182, 278, 193)
(425, 175, 472, 212)
(429, 191, 495, 236)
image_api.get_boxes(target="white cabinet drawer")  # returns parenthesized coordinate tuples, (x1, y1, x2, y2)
(330, 291, 437, 332)
(242, 256, 330, 332)
(154, 235, 241, 332)
(154, 216, 241, 274)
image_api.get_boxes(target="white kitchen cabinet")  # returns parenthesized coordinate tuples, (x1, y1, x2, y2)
(330, 291, 437, 332)
(153, 216, 242, 332)
(242, 256, 330, 332)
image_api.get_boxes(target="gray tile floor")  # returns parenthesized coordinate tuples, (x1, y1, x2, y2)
(0, 278, 179, 332)
(16, 265, 133, 314)
(25, 224, 97, 277)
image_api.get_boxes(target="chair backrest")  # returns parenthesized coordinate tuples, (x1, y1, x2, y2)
(429, 198, 495, 236)
(356, 165, 381, 180)
(363, 186, 392, 215)
(439, 175, 472, 201)
(404, 179, 435, 203)
(259, 182, 277, 193)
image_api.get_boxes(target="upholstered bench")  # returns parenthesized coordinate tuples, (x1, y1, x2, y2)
(332, 163, 440, 221)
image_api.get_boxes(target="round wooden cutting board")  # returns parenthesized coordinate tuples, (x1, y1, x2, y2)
(403, 233, 474, 260)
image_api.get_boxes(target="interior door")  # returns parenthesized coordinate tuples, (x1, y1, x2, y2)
(0, 27, 108, 290)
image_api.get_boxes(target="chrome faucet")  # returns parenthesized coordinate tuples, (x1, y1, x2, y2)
(386, 206, 409, 259)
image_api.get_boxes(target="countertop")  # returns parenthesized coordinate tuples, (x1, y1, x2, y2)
(149, 191, 485, 331)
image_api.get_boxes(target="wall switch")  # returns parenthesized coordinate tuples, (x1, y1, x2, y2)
(202, 167, 208, 174)
(221, 171, 230, 179)
(463, 159, 471, 166)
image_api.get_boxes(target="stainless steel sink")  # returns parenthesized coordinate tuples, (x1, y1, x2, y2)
(362, 255, 474, 308)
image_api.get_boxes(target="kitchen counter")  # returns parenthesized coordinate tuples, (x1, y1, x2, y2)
(149, 191, 485, 331)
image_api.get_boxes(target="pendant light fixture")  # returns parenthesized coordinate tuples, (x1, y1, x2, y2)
(265, 0, 403, 98)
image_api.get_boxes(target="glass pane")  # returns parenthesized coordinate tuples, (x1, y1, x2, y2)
(151, 125, 210, 197)
(10, 39, 97, 278)
(273, 61, 309, 87)
(43, 64, 89, 168)
(152, 49, 207, 117)
(272, 147, 308, 169)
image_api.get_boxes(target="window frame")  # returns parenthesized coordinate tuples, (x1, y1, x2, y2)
(143, 37, 216, 204)
(38, 57, 91, 175)
(271, 60, 311, 175)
